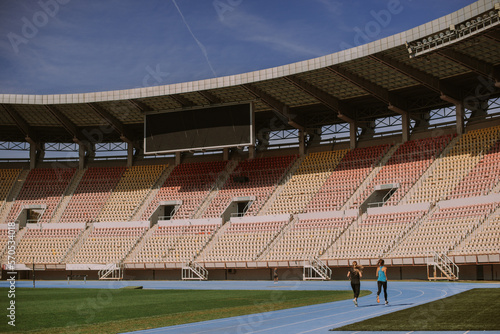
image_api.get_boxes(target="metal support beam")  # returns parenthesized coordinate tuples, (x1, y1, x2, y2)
(241, 83, 304, 131)
(198, 90, 222, 104)
(438, 49, 500, 82)
(369, 54, 460, 100)
(441, 94, 464, 135)
(88, 103, 134, 144)
(88, 103, 139, 166)
(170, 94, 195, 108)
(337, 112, 355, 124)
(44, 105, 84, 143)
(284, 76, 345, 113)
(388, 104, 410, 142)
(1, 104, 39, 145)
(283, 76, 358, 148)
(128, 99, 153, 113)
(484, 29, 500, 43)
(327, 66, 408, 112)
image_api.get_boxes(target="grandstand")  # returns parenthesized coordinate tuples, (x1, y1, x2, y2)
(0, 0, 499, 281)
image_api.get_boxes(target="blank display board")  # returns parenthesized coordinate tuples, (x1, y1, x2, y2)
(144, 103, 253, 154)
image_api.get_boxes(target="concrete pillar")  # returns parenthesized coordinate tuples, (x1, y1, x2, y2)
(78, 143, 86, 170)
(441, 95, 464, 135)
(299, 130, 305, 156)
(456, 101, 465, 135)
(349, 123, 357, 150)
(402, 112, 410, 143)
(248, 145, 255, 159)
(175, 152, 181, 165)
(127, 142, 134, 167)
(29, 142, 37, 170)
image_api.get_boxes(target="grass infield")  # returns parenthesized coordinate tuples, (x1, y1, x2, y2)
(0, 287, 369, 334)
(335, 288, 500, 331)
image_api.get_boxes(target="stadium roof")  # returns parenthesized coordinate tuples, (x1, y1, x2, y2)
(0, 0, 499, 151)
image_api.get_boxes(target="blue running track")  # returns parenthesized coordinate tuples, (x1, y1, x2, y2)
(1, 280, 499, 333)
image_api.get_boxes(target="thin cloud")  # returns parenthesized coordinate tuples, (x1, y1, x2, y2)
(171, 0, 217, 78)
(218, 9, 327, 59)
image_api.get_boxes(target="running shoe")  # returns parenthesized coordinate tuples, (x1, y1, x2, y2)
(353, 299, 358, 307)
(377, 295, 380, 303)
(385, 300, 388, 305)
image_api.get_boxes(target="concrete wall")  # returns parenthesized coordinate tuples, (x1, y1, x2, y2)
(4, 264, 499, 281)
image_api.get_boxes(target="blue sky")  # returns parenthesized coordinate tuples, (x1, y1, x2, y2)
(0, 0, 476, 95)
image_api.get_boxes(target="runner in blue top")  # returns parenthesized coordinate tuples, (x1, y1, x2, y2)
(376, 259, 388, 305)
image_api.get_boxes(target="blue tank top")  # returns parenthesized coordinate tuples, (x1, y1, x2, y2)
(377, 266, 387, 282)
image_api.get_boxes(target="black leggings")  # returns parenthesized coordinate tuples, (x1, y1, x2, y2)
(351, 282, 360, 299)
(377, 281, 387, 301)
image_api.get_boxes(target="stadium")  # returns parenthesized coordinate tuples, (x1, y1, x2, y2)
(1, 0, 500, 291)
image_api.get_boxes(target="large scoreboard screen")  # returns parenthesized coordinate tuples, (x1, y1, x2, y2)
(144, 103, 253, 154)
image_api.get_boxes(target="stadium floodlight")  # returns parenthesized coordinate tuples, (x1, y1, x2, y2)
(407, 5, 500, 58)
(405, 41, 413, 54)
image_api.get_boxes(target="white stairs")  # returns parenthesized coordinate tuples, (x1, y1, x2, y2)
(427, 251, 459, 281)
(303, 256, 331, 281)
(98, 263, 124, 280)
(182, 261, 208, 280)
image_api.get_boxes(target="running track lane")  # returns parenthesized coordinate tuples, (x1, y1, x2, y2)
(118, 281, 496, 333)
(1, 280, 499, 333)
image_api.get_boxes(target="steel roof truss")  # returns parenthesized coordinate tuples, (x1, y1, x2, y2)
(1, 104, 39, 145)
(369, 54, 461, 101)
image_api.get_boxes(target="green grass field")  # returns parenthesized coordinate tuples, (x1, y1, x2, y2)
(0, 288, 369, 334)
(335, 288, 500, 331)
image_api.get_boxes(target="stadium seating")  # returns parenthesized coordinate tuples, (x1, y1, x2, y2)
(450, 207, 500, 255)
(97, 165, 165, 222)
(199, 216, 290, 262)
(0, 168, 21, 204)
(0, 226, 12, 259)
(327, 206, 427, 259)
(6, 168, 76, 224)
(69, 223, 147, 264)
(353, 135, 453, 208)
(265, 212, 356, 261)
(389, 201, 497, 258)
(1, 124, 500, 271)
(13, 224, 84, 264)
(131, 220, 220, 263)
(59, 167, 126, 223)
(306, 145, 390, 212)
(202, 155, 297, 218)
(141, 161, 228, 220)
(408, 127, 500, 204)
(449, 140, 500, 199)
(266, 150, 348, 215)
